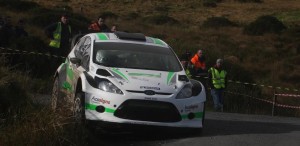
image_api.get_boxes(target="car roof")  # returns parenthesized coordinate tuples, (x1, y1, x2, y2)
(89, 32, 169, 47)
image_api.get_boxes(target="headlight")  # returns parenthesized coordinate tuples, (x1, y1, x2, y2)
(175, 85, 192, 99)
(96, 79, 123, 94)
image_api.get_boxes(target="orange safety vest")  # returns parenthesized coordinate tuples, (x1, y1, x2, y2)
(88, 22, 101, 31)
(190, 54, 206, 69)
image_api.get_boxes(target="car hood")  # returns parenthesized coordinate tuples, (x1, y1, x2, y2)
(108, 68, 185, 94)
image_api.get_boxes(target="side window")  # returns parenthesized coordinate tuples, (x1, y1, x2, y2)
(81, 37, 91, 70)
(74, 37, 86, 60)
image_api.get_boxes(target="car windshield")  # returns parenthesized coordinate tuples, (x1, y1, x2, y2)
(93, 42, 182, 72)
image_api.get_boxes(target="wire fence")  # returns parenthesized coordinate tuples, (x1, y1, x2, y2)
(195, 75, 300, 117)
(1, 47, 300, 117)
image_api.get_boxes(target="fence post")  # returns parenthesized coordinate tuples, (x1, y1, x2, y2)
(272, 89, 277, 116)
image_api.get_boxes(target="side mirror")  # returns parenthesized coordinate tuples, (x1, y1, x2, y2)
(70, 57, 81, 65)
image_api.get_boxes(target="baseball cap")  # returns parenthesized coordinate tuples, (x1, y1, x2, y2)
(216, 58, 223, 64)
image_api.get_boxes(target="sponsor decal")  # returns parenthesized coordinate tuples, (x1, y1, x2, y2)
(111, 68, 129, 81)
(91, 97, 110, 104)
(131, 76, 149, 82)
(128, 73, 161, 78)
(184, 104, 199, 112)
(140, 86, 160, 90)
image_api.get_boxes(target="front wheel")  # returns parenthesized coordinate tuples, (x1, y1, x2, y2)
(74, 92, 86, 124)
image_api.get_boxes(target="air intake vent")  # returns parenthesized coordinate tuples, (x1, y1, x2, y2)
(114, 100, 181, 122)
(96, 69, 112, 76)
(114, 31, 146, 42)
(178, 75, 189, 82)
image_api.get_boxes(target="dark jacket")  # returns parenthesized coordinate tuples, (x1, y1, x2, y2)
(88, 22, 109, 33)
(0, 24, 14, 47)
(15, 26, 28, 38)
(45, 22, 71, 46)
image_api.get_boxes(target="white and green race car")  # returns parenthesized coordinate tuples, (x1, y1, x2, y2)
(52, 32, 206, 129)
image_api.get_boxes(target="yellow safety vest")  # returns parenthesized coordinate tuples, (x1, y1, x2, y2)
(209, 67, 226, 89)
(49, 22, 71, 48)
(185, 69, 192, 79)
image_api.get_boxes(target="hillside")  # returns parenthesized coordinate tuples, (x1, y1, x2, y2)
(1, 0, 300, 88)
(1, 1, 300, 145)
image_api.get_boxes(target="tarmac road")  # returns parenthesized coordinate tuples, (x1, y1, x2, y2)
(87, 112, 300, 146)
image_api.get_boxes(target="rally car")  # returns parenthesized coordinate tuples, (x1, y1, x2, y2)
(51, 32, 206, 129)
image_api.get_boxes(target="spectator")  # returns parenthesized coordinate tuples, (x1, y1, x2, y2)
(0, 16, 14, 47)
(180, 51, 192, 78)
(110, 24, 117, 32)
(15, 19, 28, 38)
(0, 17, 5, 47)
(0, 16, 5, 29)
(190, 49, 206, 77)
(88, 16, 109, 33)
(208, 58, 227, 112)
(45, 14, 72, 57)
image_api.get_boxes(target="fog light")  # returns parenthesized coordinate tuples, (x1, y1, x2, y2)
(188, 113, 195, 120)
(96, 106, 105, 113)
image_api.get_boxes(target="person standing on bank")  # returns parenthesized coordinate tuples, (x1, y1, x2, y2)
(208, 58, 227, 112)
(110, 24, 117, 32)
(45, 14, 72, 57)
(190, 49, 206, 77)
(88, 16, 110, 33)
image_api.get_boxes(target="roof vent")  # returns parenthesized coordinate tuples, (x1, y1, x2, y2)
(114, 31, 146, 42)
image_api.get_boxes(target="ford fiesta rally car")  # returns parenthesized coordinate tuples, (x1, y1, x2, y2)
(51, 32, 206, 129)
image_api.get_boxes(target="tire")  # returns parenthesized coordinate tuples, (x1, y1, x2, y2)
(51, 76, 61, 111)
(202, 102, 206, 126)
(197, 102, 206, 134)
(74, 91, 86, 125)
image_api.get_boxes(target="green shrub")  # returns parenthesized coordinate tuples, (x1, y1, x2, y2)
(1, 105, 88, 146)
(203, 0, 223, 8)
(154, 5, 170, 13)
(54, 5, 73, 12)
(235, 0, 263, 3)
(30, 12, 64, 27)
(0, 0, 39, 11)
(29, 7, 51, 14)
(202, 17, 237, 28)
(10, 36, 47, 52)
(125, 12, 140, 20)
(69, 14, 90, 34)
(8, 36, 59, 78)
(100, 11, 118, 19)
(244, 15, 286, 35)
(143, 14, 179, 25)
(203, 2, 217, 8)
(0, 81, 28, 116)
(29, 11, 89, 34)
(0, 59, 29, 118)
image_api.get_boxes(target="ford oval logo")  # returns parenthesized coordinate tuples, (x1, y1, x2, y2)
(144, 90, 155, 95)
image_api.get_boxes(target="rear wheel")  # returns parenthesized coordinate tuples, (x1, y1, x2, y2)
(51, 76, 60, 111)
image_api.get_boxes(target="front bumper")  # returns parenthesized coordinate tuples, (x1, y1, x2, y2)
(84, 92, 205, 128)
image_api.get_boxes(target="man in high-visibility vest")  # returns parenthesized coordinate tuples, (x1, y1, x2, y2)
(45, 14, 72, 57)
(208, 58, 227, 112)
